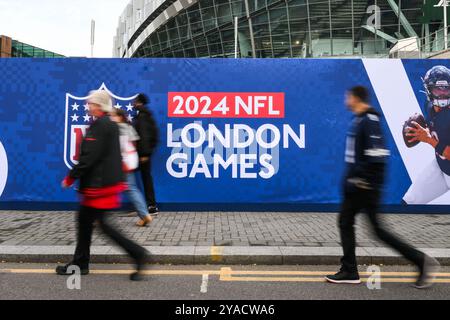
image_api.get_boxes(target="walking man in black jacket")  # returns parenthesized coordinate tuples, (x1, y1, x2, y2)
(133, 94, 159, 215)
(57, 90, 148, 281)
(325, 86, 439, 289)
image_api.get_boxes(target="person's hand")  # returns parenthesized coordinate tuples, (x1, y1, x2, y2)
(61, 180, 69, 189)
(61, 176, 75, 189)
(406, 121, 433, 145)
(140, 157, 149, 163)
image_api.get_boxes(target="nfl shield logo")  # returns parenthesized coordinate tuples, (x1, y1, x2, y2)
(64, 83, 138, 169)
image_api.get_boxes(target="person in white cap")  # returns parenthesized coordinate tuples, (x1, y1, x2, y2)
(56, 90, 148, 281)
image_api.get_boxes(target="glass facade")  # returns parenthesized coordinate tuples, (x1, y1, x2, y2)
(11, 40, 65, 58)
(1, 36, 65, 58)
(121, 0, 446, 59)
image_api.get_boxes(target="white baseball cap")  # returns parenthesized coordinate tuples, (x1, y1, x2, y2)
(88, 90, 113, 113)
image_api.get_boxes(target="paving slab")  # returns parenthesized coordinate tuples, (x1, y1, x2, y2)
(0, 211, 449, 265)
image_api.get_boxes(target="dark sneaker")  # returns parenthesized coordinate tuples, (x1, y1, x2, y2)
(130, 271, 145, 281)
(55, 264, 89, 276)
(414, 255, 440, 289)
(325, 270, 361, 284)
(148, 206, 159, 216)
(130, 252, 148, 281)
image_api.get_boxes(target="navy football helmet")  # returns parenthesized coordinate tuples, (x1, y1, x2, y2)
(423, 65, 450, 109)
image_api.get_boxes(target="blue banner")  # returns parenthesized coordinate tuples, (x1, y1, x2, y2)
(0, 58, 449, 211)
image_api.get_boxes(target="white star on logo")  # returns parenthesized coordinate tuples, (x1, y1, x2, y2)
(126, 103, 134, 112)
(84, 104, 90, 111)
(83, 114, 91, 122)
(127, 115, 134, 122)
(114, 103, 122, 110)
(71, 114, 79, 122)
(71, 103, 80, 111)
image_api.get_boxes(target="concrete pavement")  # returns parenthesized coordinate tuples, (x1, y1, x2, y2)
(1, 263, 450, 300)
(0, 211, 449, 265)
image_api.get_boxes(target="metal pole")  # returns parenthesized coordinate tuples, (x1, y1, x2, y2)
(445, 0, 448, 50)
(328, 0, 333, 56)
(234, 17, 238, 59)
(374, 0, 377, 54)
(351, 0, 355, 55)
(306, 0, 312, 57)
(91, 20, 96, 58)
(244, 0, 256, 58)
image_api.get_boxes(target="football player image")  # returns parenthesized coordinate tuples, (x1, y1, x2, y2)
(403, 65, 450, 204)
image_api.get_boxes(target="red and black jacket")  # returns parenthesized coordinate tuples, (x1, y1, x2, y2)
(65, 115, 126, 209)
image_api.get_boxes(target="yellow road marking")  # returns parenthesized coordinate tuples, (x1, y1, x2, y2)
(219, 270, 450, 277)
(2, 269, 222, 276)
(220, 276, 450, 283)
(2, 268, 450, 284)
(91, 270, 222, 276)
(210, 246, 224, 263)
(3, 268, 450, 277)
(3, 269, 55, 274)
(5, 268, 450, 277)
(220, 267, 232, 281)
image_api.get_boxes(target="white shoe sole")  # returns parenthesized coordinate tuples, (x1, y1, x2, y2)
(325, 277, 361, 284)
(413, 282, 434, 290)
(414, 256, 441, 289)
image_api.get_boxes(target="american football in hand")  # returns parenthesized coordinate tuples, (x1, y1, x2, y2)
(403, 113, 427, 148)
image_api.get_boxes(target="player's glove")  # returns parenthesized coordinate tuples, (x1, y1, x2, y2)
(403, 113, 427, 148)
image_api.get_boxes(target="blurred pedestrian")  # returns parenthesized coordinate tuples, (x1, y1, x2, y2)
(56, 90, 148, 281)
(111, 109, 153, 227)
(133, 93, 159, 216)
(326, 86, 440, 289)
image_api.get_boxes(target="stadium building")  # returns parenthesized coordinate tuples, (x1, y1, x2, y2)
(113, 0, 450, 59)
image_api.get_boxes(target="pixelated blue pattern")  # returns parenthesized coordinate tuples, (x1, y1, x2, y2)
(0, 58, 411, 204)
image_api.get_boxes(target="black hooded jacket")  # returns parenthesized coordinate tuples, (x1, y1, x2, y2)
(133, 108, 159, 157)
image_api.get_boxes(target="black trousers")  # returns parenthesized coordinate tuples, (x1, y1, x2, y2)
(72, 206, 147, 269)
(339, 190, 425, 273)
(139, 159, 157, 207)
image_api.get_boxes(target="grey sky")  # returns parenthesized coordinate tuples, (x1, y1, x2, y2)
(0, 0, 129, 57)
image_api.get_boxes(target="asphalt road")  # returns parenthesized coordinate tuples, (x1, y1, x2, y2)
(1, 263, 450, 300)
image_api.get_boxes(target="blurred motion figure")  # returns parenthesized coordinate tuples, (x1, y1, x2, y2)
(326, 86, 439, 289)
(133, 94, 160, 216)
(56, 90, 148, 281)
(111, 108, 153, 227)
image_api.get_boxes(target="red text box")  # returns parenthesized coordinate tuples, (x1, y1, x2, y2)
(168, 92, 285, 118)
